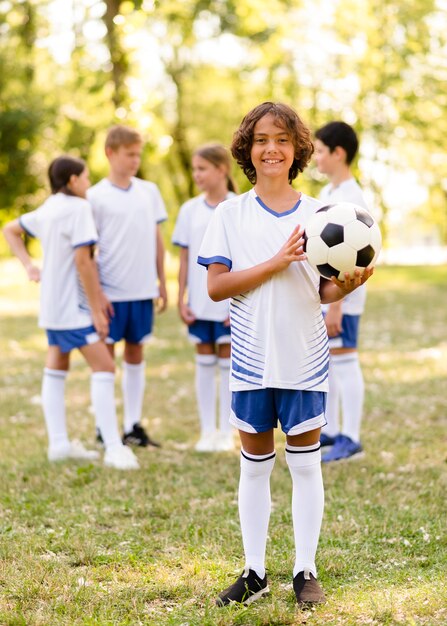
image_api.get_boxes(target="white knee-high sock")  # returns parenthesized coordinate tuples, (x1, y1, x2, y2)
(195, 354, 217, 435)
(41, 368, 69, 448)
(332, 353, 364, 442)
(239, 449, 276, 579)
(218, 357, 231, 433)
(91, 372, 122, 451)
(122, 361, 146, 433)
(324, 356, 340, 437)
(286, 443, 324, 578)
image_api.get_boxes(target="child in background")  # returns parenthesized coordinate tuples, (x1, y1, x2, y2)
(2, 156, 139, 470)
(172, 144, 237, 452)
(87, 126, 168, 448)
(198, 103, 373, 605)
(314, 121, 368, 462)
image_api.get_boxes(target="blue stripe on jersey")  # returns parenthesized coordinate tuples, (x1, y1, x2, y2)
(232, 349, 264, 373)
(230, 323, 264, 350)
(231, 342, 265, 366)
(73, 239, 97, 249)
(232, 370, 263, 386)
(232, 359, 263, 380)
(255, 195, 302, 217)
(300, 361, 329, 385)
(197, 255, 232, 269)
(230, 314, 257, 336)
(230, 307, 257, 330)
(231, 333, 265, 360)
(172, 240, 188, 248)
(157, 217, 167, 224)
(19, 217, 35, 238)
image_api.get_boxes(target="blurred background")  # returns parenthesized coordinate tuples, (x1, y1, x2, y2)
(1, 0, 446, 261)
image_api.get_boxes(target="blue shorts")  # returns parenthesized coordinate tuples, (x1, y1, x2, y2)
(188, 319, 231, 345)
(326, 314, 361, 350)
(46, 326, 99, 354)
(107, 299, 154, 344)
(230, 388, 327, 435)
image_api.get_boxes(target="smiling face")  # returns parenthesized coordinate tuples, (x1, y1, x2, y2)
(250, 113, 295, 182)
(192, 154, 226, 193)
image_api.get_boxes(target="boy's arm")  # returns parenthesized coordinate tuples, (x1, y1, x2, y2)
(325, 300, 343, 337)
(74, 246, 109, 340)
(177, 247, 195, 324)
(319, 269, 374, 304)
(207, 225, 306, 301)
(156, 225, 168, 313)
(2, 219, 41, 282)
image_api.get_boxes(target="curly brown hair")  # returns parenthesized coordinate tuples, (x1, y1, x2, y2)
(231, 102, 314, 184)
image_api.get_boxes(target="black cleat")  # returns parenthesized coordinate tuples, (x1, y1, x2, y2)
(123, 423, 161, 448)
(293, 570, 326, 605)
(216, 568, 269, 606)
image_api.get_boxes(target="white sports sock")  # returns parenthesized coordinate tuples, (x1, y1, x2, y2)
(122, 361, 146, 433)
(323, 356, 340, 437)
(195, 354, 217, 436)
(239, 449, 276, 579)
(332, 353, 364, 442)
(41, 368, 69, 448)
(218, 357, 231, 433)
(91, 372, 122, 451)
(286, 443, 324, 579)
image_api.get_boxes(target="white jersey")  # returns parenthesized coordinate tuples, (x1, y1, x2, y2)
(172, 194, 235, 321)
(87, 177, 167, 302)
(19, 193, 97, 330)
(319, 178, 367, 315)
(198, 189, 329, 392)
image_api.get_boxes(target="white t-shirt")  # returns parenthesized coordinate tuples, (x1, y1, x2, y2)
(87, 177, 167, 302)
(172, 194, 235, 321)
(19, 194, 97, 330)
(198, 189, 329, 392)
(319, 178, 367, 315)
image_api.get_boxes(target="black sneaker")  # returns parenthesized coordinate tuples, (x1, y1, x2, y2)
(293, 570, 325, 605)
(216, 568, 269, 606)
(96, 428, 104, 445)
(122, 423, 161, 448)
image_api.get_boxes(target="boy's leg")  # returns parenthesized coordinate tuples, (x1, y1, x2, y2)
(286, 429, 325, 604)
(81, 342, 139, 469)
(332, 350, 364, 443)
(285, 429, 324, 577)
(238, 430, 276, 579)
(122, 341, 145, 434)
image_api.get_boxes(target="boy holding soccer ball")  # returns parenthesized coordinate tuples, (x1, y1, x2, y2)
(198, 103, 373, 606)
(314, 121, 368, 462)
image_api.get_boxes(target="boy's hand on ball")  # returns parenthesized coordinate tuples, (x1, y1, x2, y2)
(332, 267, 374, 294)
(272, 225, 307, 272)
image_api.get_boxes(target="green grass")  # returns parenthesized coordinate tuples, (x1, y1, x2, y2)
(1, 260, 446, 626)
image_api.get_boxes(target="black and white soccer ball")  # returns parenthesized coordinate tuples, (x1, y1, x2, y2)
(304, 202, 382, 281)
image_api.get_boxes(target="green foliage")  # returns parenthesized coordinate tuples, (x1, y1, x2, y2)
(1, 0, 446, 246)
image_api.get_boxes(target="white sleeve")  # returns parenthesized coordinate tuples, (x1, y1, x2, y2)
(197, 205, 232, 269)
(152, 184, 168, 224)
(19, 210, 39, 238)
(172, 204, 189, 248)
(71, 202, 98, 248)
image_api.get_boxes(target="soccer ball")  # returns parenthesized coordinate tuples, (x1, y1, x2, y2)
(304, 202, 382, 281)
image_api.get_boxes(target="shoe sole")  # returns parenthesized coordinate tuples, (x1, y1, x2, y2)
(217, 585, 270, 607)
(323, 450, 365, 463)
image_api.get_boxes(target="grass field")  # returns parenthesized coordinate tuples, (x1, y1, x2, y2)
(0, 260, 446, 626)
